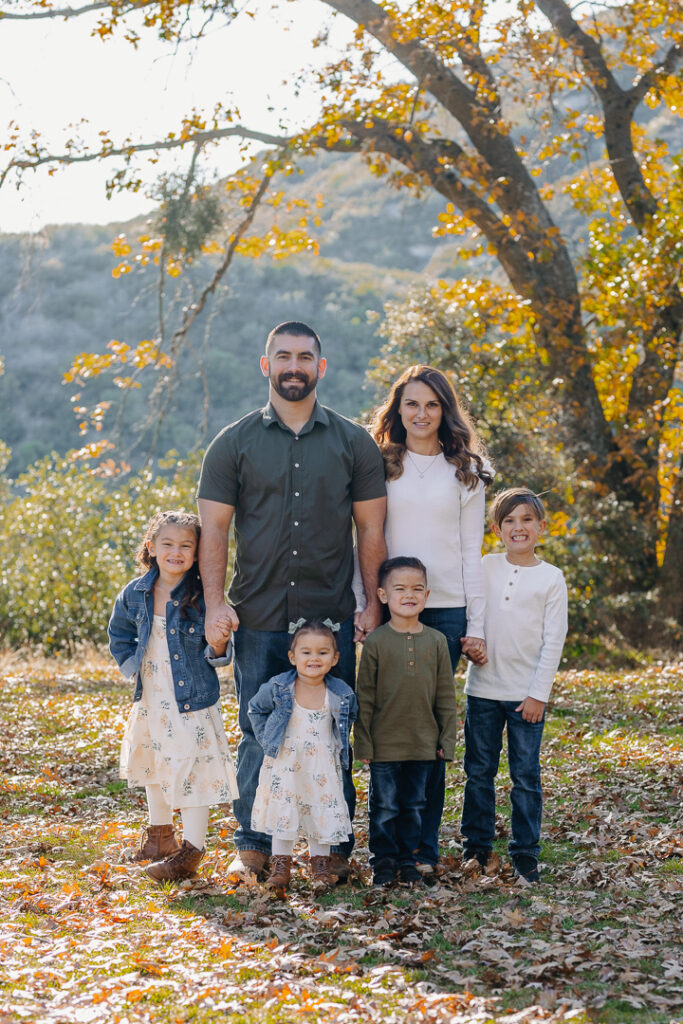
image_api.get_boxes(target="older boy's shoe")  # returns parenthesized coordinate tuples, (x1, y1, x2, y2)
(372, 859, 397, 887)
(398, 864, 424, 885)
(145, 839, 204, 882)
(512, 854, 540, 883)
(265, 854, 292, 890)
(132, 823, 180, 863)
(328, 852, 350, 883)
(227, 849, 270, 882)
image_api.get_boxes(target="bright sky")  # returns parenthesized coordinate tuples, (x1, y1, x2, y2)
(0, 0, 344, 233)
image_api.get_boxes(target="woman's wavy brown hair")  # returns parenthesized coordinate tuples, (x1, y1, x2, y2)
(371, 365, 493, 489)
(136, 510, 202, 616)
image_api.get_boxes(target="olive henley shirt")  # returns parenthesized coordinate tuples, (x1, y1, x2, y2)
(197, 401, 386, 632)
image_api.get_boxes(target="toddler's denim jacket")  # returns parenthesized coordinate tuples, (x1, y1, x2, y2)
(108, 565, 232, 714)
(248, 669, 357, 769)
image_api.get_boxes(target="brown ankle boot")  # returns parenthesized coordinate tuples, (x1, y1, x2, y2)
(132, 824, 180, 863)
(145, 840, 204, 882)
(265, 854, 292, 889)
(309, 855, 337, 892)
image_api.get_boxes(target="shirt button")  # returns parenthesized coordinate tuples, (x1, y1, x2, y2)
(294, 463, 300, 468)
(293, 550, 298, 555)
(409, 661, 414, 666)
(505, 596, 510, 601)
(294, 521, 299, 526)
(290, 581, 295, 586)
(170, 628, 176, 634)
(178, 680, 184, 686)
(508, 582, 513, 586)
(294, 491, 300, 497)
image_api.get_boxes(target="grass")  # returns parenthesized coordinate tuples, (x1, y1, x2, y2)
(0, 653, 681, 1023)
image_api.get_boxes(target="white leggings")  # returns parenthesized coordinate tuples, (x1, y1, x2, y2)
(272, 837, 330, 857)
(146, 785, 209, 850)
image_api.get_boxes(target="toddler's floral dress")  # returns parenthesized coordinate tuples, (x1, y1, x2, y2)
(251, 693, 352, 844)
(120, 615, 238, 807)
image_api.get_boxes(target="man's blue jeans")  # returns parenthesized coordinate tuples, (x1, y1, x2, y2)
(415, 606, 467, 865)
(461, 695, 545, 859)
(232, 617, 356, 856)
(368, 760, 433, 869)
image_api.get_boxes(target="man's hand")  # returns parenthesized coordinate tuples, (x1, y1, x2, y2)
(462, 636, 487, 665)
(354, 605, 381, 642)
(514, 696, 546, 723)
(206, 603, 240, 649)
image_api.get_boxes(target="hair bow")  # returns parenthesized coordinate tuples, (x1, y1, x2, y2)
(288, 618, 307, 634)
(322, 618, 340, 632)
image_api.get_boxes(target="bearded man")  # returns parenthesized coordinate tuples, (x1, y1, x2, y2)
(197, 321, 387, 882)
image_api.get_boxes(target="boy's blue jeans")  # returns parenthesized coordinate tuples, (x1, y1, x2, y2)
(461, 695, 545, 860)
(416, 606, 467, 865)
(232, 617, 356, 856)
(368, 760, 433, 869)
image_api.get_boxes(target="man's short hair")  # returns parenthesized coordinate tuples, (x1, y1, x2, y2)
(378, 556, 428, 590)
(265, 321, 322, 357)
(490, 487, 546, 528)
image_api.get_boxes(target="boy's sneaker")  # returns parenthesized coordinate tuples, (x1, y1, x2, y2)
(512, 855, 540, 883)
(398, 864, 424, 885)
(463, 848, 490, 869)
(372, 859, 397, 887)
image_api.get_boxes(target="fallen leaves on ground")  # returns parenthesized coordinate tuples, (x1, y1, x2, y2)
(0, 654, 681, 1023)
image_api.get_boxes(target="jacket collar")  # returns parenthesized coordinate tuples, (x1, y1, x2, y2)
(133, 564, 187, 598)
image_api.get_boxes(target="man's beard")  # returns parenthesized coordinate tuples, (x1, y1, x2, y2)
(271, 372, 317, 402)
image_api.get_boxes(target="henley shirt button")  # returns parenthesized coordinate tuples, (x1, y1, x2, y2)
(409, 661, 414, 666)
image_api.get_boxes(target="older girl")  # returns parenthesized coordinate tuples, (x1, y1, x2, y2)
(109, 510, 238, 882)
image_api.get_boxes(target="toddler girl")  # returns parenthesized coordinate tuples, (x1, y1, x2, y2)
(108, 510, 238, 882)
(248, 619, 357, 892)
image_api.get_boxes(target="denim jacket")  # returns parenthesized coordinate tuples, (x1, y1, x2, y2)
(108, 565, 232, 714)
(248, 669, 357, 770)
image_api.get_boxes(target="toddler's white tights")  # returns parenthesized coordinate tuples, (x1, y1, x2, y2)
(146, 784, 209, 850)
(271, 837, 330, 858)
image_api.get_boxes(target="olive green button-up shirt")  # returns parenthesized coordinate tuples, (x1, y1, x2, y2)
(197, 401, 386, 631)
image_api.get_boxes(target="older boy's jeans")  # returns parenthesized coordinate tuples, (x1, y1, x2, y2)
(461, 695, 545, 860)
(416, 606, 467, 865)
(232, 618, 356, 856)
(368, 760, 433, 869)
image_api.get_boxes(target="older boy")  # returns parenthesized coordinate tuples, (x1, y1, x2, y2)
(355, 557, 457, 886)
(461, 488, 568, 882)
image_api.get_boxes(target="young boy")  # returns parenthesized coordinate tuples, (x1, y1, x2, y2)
(461, 487, 568, 883)
(354, 557, 458, 886)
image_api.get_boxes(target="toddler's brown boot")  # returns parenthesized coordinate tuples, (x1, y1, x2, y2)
(265, 854, 292, 889)
(145, 839, 204, 882)
(309, 855, 337, 893)
(132, 824, 180, 863)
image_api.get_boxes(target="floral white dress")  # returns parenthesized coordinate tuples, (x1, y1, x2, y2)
(119, 615, 238, 808)
(251, 694, 352, 844)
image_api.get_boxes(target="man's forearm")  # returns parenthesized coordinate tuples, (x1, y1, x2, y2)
(198, 521, 230, 607)
(356, 525, 387, 610)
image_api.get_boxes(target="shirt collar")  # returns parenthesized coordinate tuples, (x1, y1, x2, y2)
(261, 400, 329, 435)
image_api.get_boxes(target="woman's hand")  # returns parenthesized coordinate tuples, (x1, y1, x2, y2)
(462, 636, 487, 665)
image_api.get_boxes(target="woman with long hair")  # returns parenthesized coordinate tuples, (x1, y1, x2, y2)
(359, 364, 493, 875)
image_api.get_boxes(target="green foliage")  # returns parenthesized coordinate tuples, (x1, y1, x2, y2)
(0, 449, 203, 651)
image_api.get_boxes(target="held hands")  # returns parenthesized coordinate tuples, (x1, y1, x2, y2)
(515, 696, 546, 723)
(461, 636, 488, 665)
(354, 603, 381, 643)
(206, 603, 239, 650)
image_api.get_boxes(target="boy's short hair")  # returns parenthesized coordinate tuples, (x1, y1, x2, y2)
(490, 487, 546, 528)
(378, 556, 428, 590)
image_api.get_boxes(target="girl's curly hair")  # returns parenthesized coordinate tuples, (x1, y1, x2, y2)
(136, 510, 202, 616)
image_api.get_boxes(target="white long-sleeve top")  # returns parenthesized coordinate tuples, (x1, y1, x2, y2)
(465, 552, 568, 703)
(354, 452, 488, 638)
